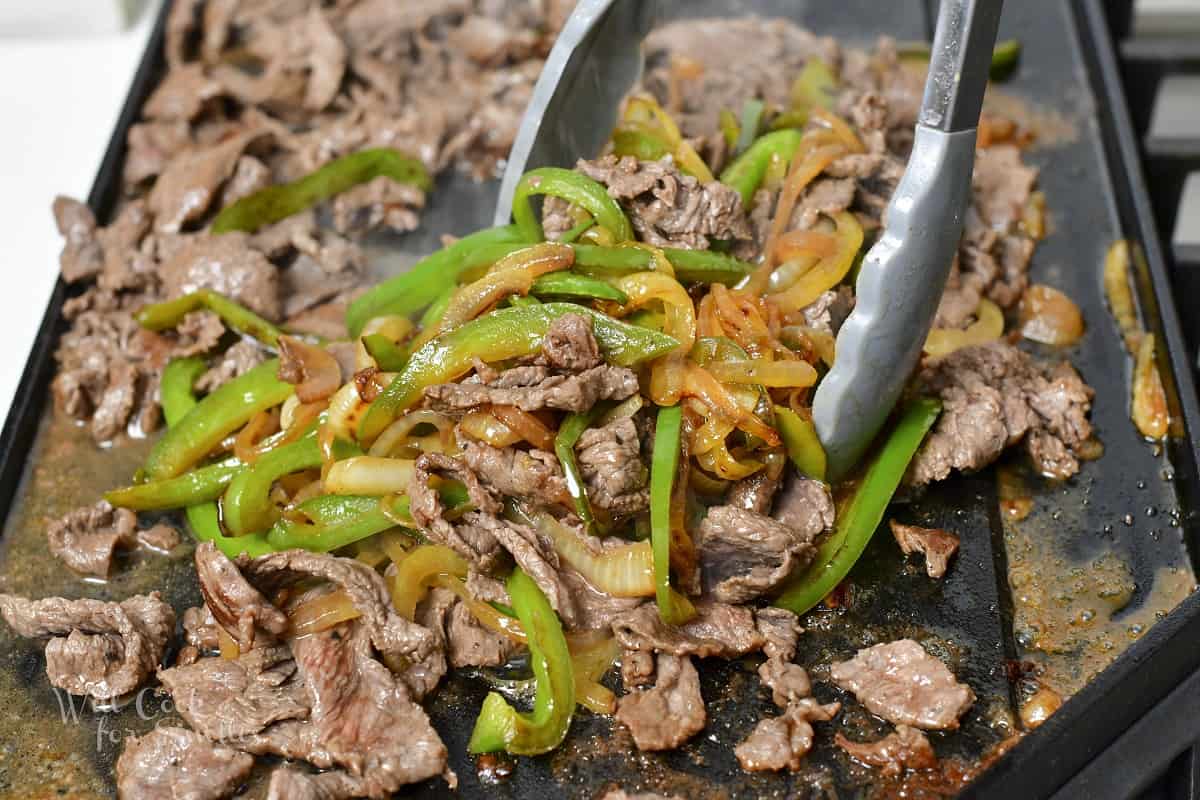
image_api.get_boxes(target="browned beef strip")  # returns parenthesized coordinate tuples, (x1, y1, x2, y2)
(239, 549, 443, 697)
(575, 417, 649, 517)
(0, 593, 173, 701)
(240, 620, 452, 795)
(124, 120, 192, 185)
(697, 505, 819, 603)
(834, 725, 937, 776)
(615, 654, 706, 751)
(182, 604, 220, 652)
(830, 639, 975, 730)
(159, 644, 311, 739)
(541, 313, 603, 371)
(801, 286, 856, 337)
(196, 339, 267, 393)
(460, 439, 567, 508)
(972, 144, 1037, 230)
(409, 453, 505, 570)
(909, 342, 1095, 484)
(218, 155, 272, 209)
(725, 470, 781, 515)
(889, 521, 960, 579)
(472, 512, 578, 627)
(415, 585, 514, 669)
(332, 176, 425, 236)
(142, 63, 224, 122)
(117, 726, 252, 800)
(560, 567, 644, 632)
(755, 607, 803, 662)
(46, 500, 137, 577)
(576, 155, 752, 249)
(148, 128, 270, 233)
(159, 233, 282, 321)
(735, 698, 841, 772)
(772, 475, 836, 538)
(53, 196, 104, 283)
(267, 767, 364, 800)
(424, 363, 639, 414)
(759, 659, 812, 708)
(175, 311, 227, 359)
(195, 540, 289, 651)
(136, 522, 181, 552)
(620, 649, 656, 689)
(612, 600, 767, 659)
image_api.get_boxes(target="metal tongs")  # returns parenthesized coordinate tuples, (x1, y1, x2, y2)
(498, 0, 1004, 480)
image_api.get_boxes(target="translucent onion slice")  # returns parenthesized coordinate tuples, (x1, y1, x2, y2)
(924, 299, 1004, 357)
(616, 271, 696, 405)
(439, 242, 574, 333)
(707, 359, 817, 388)
(389, 544, 470, 620)
(1132, 333, 1169, 440)
(459, 410, 523, 448)
(368, 409, 455, 457)
(1019, 284, 1084, 346)
(1103, 240, 1142, 354)
(529, 510, 655, 598)
(571, 634, 621, 715)
(287, 589, 361, 638)
(766, 210, 864, 313)
(490, 405, 556, 451)
(324, 456, 416, 496)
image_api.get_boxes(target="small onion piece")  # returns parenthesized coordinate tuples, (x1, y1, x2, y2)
(706, 359, 818, 388)
(278, 336, 342, 403)
(323, 382, 367, 446)
(233, 409, 280, 464)
(598, 394, 645, 427)
(571, 634, 621, 715)
(1132, 333, 1169, 440)
(459, 410, 523, 448)
(765, 210, 864, 314)
(390, 544, 470, 620)
(324, 456, 416, 496)
(1019, 284, 1084, 346)
(1103, 240, 1142, 354)
(287, 589, 362, 637)
(368, 409, 456, 457)
(490, 405, 557, 451)
(924, 299, 1004, 357)
(439, 242, 574, 333)
(616, 270, 696, 405)
(527, 508, 655, 597)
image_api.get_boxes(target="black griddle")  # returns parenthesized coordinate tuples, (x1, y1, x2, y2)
(1, 1, 1198, 797)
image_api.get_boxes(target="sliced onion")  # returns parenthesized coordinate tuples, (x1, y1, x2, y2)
(432, 574, 527, 645)
(389, 544, 470, 620)
(810, 108, 867, 154)
(528, 509, 655, 598)
(324, 456, 416, 496)
(707, 359, 817, 388)
(459, 410, 523, 448)
(924, 299, 1004, 357)
(695, 440, 763, 480)
(1019, 284, 1084, 346)
(1133, 333, 1169, 440)
(571, 634, 621, 715)
(287, 589, 361, 637)
(357, 315, 414, 371)
(598, 394, 645, 427)
(766, 210, 864, 314)
(683, 363, 780, 446)
(490, 405, 556, 451)
(368, 409, 455, 457)
(1103, 240, 1142, 354)
(233, 409, 280, 464)
(781, 325, 836, 366)
(278, 336, 342, 403)
(616, 271, 696, 405)
(324, 382, 367, 447)
(439, 242, 574, 333)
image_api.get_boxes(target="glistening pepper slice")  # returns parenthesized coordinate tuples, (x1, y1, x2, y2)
(136, 289, 284, 347)
(467, 568, 575, 756)
(511, 167, 633, 243)
(774, 405, 827, 481)
(211, 147, 432, 234)
(358, 303, 679, 442)
(530, 271, 629, 304)
(345, 225, 526, 337)
(554, 407, 606, 532)
(267, 495, 398, 552)
(773, 398, 941, 615)
(719, 129, 804, 206)
(649, 405, 696, 625)
(144, 359, 294, 481)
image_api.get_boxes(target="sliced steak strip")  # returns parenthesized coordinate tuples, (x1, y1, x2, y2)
(889, 521, 960, 579)
(267, 767, 363, 800)
(195, 540, 288, 650)
(771, 475, 836, 538)
(53, 196, 104, 283)
(909, 342, 1095, 484)
(612, 600, 765, 659)
(576, 155, 752, 249)
(332, 176, 425, 237)
(759, 659, 812, 709)
(425, 363, 639, 414)
(697, 505, 818, 603)
(725, 470, 781, 515)
(158, 644, 310, 739)
(615, 654, 705, 751)
(116, 726, 253, 800)
(160, 233, 282, 321)
(734, 698, 841, 772)
(830, 639, 975, 730)
(0, 592, 173, 701)
(460, 439, 567, 508)
(196, 339, 266, 393)
(575, 417, 650, 517)
(46, 500, 136, 577)
(755, 607, 803, 662)
(149, 128, 269, 233)
(834, 725, 937, 776)
(541, 313, 603, 371)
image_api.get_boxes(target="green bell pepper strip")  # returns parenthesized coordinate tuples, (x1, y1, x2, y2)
(143, 359, 294, 481)
(530, 271, 628, 304)
(719, 129, 804, 207)
(554, 408, 606, 532)
(136, 289, 284, 347)
(345, 225, 526, 337)
(559, 218, 595, 244)
(267, 495, 398, 552)
(222, 436, 359, 536)
(773, 398, 941, 615)
(361, 334, 408, 372)
(774, 405, 827, 481)
(612, 128, 673, 163)
(735, 99, 765, 157)
(574, 244, 754, 285)
(467, 568, 575, 756)
(358, 303, 679, 442)
(719, 108, 740, 149)
(650, 404, 695, 625)
(511, 167, 633, 243)
(507, 294, 541, 309)
(158, 357, 274, 558)
(106, 460, 242, 510)
(211, 147, 432, 234)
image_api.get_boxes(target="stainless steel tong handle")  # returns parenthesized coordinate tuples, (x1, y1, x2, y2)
(811, 0, 1004, 480)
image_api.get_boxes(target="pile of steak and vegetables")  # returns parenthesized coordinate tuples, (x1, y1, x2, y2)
(0, 4, 1165, 799)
